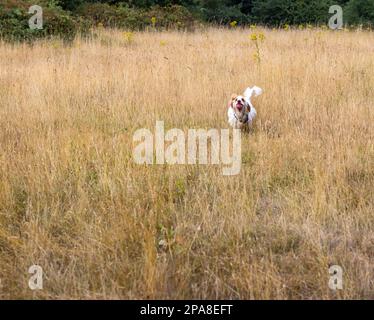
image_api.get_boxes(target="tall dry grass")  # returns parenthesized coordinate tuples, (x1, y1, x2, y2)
(0, 27, 373, 299)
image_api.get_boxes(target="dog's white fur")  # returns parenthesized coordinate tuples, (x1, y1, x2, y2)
(227, 86, 263, 129)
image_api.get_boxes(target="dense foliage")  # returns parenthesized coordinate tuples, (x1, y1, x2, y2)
(0, 1, 86, 41)
(58, 0, 373, 26)
(0, 0, 373, 41)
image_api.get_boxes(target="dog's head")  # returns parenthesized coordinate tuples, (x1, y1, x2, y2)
(229, 94, 251, 118)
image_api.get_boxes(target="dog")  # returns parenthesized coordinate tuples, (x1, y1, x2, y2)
(227, 86, 263, 129)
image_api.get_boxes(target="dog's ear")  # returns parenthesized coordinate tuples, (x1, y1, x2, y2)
(228, 94, 237, 108)
(246, 103, 251, 113)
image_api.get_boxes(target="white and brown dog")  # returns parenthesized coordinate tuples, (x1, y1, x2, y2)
(227, 86, 263, 129)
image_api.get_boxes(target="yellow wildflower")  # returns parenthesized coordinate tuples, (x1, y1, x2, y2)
(151, 17, 157, 27)
(230, 21, 238, 28)
(123, 31, 134, 43)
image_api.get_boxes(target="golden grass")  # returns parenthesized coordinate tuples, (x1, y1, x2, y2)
(0, 27, 373, 299)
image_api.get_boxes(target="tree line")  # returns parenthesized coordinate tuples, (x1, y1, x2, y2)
(58, 0, 373, 26)
(1, 0, 373, 42)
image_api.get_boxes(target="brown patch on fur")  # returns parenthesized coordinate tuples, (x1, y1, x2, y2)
(228, 94, 237, 108)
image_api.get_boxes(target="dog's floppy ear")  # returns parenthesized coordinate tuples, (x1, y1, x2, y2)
(228, 94, 237, 108)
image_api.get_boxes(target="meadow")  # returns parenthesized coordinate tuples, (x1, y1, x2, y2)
(0, 27, 373, 299)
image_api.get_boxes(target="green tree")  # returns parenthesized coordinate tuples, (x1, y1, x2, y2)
(57, 0, 85, 11)
(344, 0, 374, 26)
(198, 0, 250, 23)
(251, 0, 335, 26)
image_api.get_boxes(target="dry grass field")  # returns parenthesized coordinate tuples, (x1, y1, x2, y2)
(0, 27, 373, 299)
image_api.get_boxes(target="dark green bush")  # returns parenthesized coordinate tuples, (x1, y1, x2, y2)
(0, 0, 89, 42)
(251, 0, 336, 26)
(76, 3, 195, 29)
(344, 0, 374, 26)
(145, 5, 195, 29)
(198, 0, 250, 24)
(57, 0, 85, 11)
(1, 0, 372, 44)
